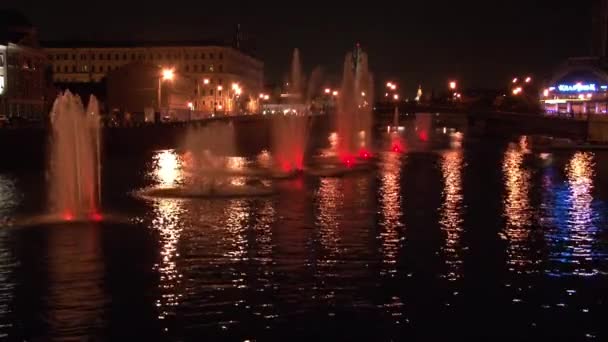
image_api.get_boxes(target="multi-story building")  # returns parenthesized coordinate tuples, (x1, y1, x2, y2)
(0, 10, 50, 120)
(44, 41, 263, 114)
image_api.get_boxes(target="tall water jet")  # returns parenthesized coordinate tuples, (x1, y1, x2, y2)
(271, 115, 310, 172)
(48, 91, 101, 221)
(270, 48, 312, 174)
(336, 45, 374, 164)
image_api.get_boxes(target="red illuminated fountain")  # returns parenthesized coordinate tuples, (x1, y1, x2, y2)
(48, 91, 103, 222)
(306, 45, 375, 177)
(269, 48, 322, 179)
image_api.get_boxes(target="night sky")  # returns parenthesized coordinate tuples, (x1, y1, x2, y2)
(3, 1, 594, 96)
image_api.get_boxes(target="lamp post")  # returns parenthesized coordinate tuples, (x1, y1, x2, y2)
(157, 68, 174, 121)
(215, 85, 222, 116)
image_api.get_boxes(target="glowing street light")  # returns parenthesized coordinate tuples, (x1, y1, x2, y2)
(187, 101, 194, 110)
(324, 88, 331, 94)
(386, 82, 393, 88)
(361, 91, 366, 96)
(543, 89, 549, 97)
(512, 87, 522, 95)
(203, 78, 210, 85)
(158, 68, 175, 114)
(512, 77, 518, 83)
(332, 90, 338, 97)
(162, 68, 175, 81)
(525, 76, 532, 83)
(449, 81, 457, 90)
(263, 94, 269, 100)
(217, 85, 223, 91)
(393, 94, 399, 100)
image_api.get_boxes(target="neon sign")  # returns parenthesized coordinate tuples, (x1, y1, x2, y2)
(557, 83, 596, 92)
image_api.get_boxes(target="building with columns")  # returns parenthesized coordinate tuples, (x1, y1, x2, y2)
(44, 41, 263, 114)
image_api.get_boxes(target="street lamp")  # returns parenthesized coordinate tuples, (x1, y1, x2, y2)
(203, 78, 210, 85)
(325, 88, 331, 94)
(215, 85, 223, 116)
(158, 68, 175, 119)
(449, 81, 457, 90)
(332, 90, 338, 97)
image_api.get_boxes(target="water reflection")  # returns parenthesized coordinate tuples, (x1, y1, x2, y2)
(316, 178, 344, 258)
(502, 143, 533, 270)
(379, 152, 403, 275)
(151, 198, 185, 320)
(544, 152, 602, 277)
(46, 225, 105, 339)
(440, 150, 464, 281)
(0, 175, 20, 337)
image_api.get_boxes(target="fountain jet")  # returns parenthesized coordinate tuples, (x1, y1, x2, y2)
(48, 91, 101, 221)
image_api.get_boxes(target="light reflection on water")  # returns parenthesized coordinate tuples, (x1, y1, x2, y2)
(440, 149, 464, 281)
(502, 142, 534, 271)
(151, 198, 185, 321)
(3, 131, 608, 339)
(378, 152, 403, 275)
(543, 152, 603, 277)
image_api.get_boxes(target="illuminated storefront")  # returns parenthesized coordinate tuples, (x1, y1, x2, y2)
(542, 57, 608, 114)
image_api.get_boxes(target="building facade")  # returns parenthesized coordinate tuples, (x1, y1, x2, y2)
(44, 42, 263, 114)
(0, 10, 50, 119)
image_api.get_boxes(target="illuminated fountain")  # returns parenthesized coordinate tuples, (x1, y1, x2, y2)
(269, 48, 312, 177)
(142, 122, 273, 198)
(48, 91, 102, 221)
(307, 45, 374, 176)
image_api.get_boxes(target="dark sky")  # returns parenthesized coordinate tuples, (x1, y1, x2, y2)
(4, 1, 594, 96)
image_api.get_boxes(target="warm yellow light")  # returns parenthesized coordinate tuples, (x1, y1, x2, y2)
(203, 78, 210, 85)
(162, 68, 174, 81)
(386, 82, 393, 88)
(449, 81, 457, 90)
(187, 102, 194, 110)
(512, 78, 518, 83)
(217, 85, 223, 91)
(235, 88, 242, 95)
(361, 91, 366, 96)
(218, 104, 223, 110)
(543, 89, 549, 97)
(390, 85, 397, 90)
(525, 77, 532, 83)
(393, 94, 399, 100)
(232, 83, 238, 90)
(325, 88, 331, 94)
(263, 95, 269, 100)
(332, 90, 338, 96)
(259, 93, 264, 99)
